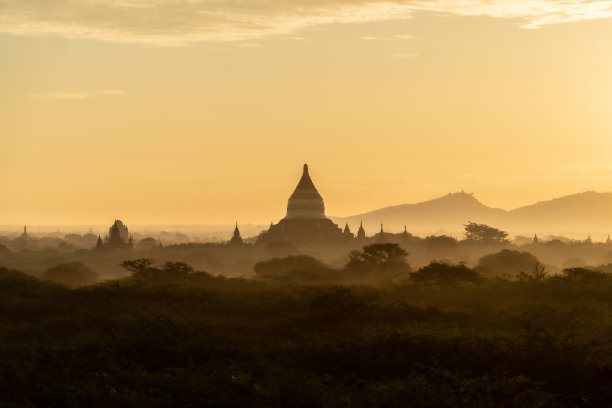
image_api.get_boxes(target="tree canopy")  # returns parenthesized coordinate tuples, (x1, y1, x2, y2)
(464, 221, 510, 243)
(410, 261, 480, 286)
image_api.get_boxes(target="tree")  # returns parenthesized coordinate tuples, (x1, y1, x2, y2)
(410, 261, 480, 286)
(254, 255, 332, 281)
(464, 221, 509, 244)
(517, 262, 548, 282)
(121, 259, 194, 281)
(425, 235, 458, 250)
(121, 259, 154, 274)
(477, 249, 540, 278)
(346, 243, 411, 277)
(44, 262, 98, 287)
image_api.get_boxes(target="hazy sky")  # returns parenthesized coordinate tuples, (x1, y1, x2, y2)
(1, 1, 612, 225)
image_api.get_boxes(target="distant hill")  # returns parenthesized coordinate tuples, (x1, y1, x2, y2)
(508, 191, 612, 233)
(332, 191, 612, 236)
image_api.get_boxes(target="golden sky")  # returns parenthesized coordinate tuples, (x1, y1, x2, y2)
(1, 1, 612, 225)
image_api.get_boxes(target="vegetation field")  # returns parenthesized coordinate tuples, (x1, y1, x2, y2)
(1, 254, 612, 407)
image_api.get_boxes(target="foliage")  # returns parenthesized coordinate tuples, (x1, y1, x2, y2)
(561, 267, 608, 283)
(254, 255, 333, 281)
(121, 259, 197, 282)
(424, 235, 458, 250)
(477, 249, 540, 277)
(43, 262, 98, 287)
(464, 221, 510, 243)
(346, 243, 411, 279)
(517, 262, 549, 281)
(410, 261, 480, 286)
(1, 264, 612, 406)
(120, 258, 154, 274)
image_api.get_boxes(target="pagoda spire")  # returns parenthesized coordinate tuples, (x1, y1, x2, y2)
(95, 234, 104, 251)
(357, 220, 366, 239)
(284, 163, 325, 219)
(230, 222, 244, 245)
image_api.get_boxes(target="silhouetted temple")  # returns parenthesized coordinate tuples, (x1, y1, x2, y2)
(94, 220, 133, 251)
(357, 221, 366, 240)
(229, 222, 244, 245)
(257, 164, 345, 245)
(343, 222, 354, 239)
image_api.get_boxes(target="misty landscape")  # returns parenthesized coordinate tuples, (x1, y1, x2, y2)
(4, 0, 612, 406)
(3, 166, 612, 407)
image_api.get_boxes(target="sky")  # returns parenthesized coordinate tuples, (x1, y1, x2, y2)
(1, 0, 612, 225)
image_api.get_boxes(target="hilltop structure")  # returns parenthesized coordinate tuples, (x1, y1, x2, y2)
(257, 164, 345, 245)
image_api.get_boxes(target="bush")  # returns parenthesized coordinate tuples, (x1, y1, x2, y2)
(43, 262, 98, 287)
(477, 249, 540, 278)
(345, 243, 411, 280)
(561, 267, 609, 283)
(254, 255, 333, 281)
(410, 262, 480, 286)
(121, 259, 197, 282)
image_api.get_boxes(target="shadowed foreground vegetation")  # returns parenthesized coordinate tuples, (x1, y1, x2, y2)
(1, 260, 612, 407)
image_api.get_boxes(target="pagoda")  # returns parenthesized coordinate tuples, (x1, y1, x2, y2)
(94, 220, 133, 252)
(257, 164, 344, 245)
(229, 222, 244, 245)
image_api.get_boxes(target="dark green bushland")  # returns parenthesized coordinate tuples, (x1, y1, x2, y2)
(1, 265, 611, 407)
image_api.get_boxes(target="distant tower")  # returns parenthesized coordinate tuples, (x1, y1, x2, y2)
(108, 220, 130, 243)
(23, 225, 27, 236)
(158, 239, 164, 249)
(376, 223, 387, 242)
(96, 220, 132, 251)
(607, 234, 612, 244)
(95, 235, 104, 251)
(357, 221, 366, 240)
(533, 234, 539, 244)
(402, 225, 410, 240)
(230, 222, 244, 245)
(108, 223, 124, 247)
(585, 235, 593, 244)
(343, 222, 354, 239)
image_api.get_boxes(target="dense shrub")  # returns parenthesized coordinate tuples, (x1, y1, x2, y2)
(43, 262, 98, 287)
(410, 261, 480, 286)
(254, 255, 333, 281)
(1, 264, 612, 407)
(477, 249, 540, 277)
(345, 243, 411, 280)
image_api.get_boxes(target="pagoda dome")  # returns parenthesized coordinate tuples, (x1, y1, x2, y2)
(284, 164, 326, 219)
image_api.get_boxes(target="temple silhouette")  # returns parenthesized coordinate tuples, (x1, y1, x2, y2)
(256, 164, 346, 245)
(95, 220, 133, 252)
(229, 222, 244, 246)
